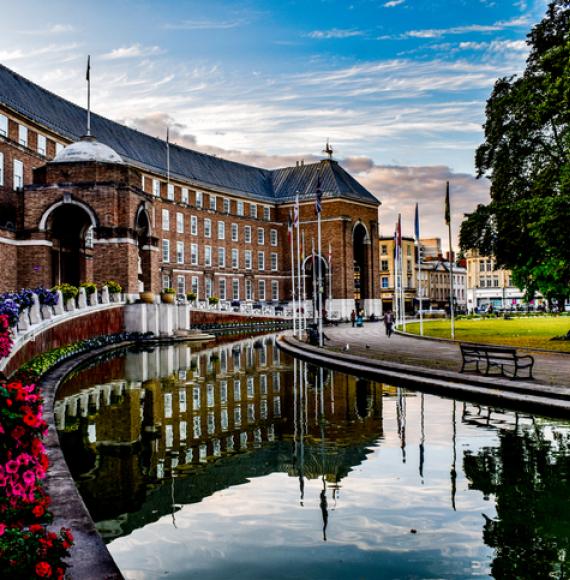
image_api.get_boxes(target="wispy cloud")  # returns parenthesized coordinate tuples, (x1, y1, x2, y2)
(0, 43, 80, 62)
(308, 28, 364, 39)
(19, 23, 75, 35)
(101, 44, 165, 60)
(162, 18, 246, 31)
(383, 0, 405, 7)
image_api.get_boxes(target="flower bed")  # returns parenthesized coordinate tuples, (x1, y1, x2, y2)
(0, 376, 73, 578)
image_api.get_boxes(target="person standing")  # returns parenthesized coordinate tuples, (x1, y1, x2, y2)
(350, 309, 356, 328)
(383, 310, 394, 337)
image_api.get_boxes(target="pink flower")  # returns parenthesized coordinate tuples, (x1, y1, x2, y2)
(22, 469, 35, 487)
(0, 523, 5, 536)
(5, 460, 19, 473)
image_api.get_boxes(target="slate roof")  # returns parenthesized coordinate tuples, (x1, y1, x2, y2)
(0, 63, 379, 206)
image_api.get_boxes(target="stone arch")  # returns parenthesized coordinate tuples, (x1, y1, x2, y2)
(38, 197, 98, 232)
(44, 202, 96, 286)
(302, 253, 330, 316)
(135, 204, 153, 292)
(353, 222, 369, 308)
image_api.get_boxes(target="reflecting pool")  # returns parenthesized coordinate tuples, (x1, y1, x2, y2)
(55, 336, 570, 579)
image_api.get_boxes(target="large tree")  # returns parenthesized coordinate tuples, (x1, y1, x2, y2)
(460, 0, 570, 306)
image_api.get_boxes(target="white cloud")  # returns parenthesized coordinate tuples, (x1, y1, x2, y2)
(308, 28, 364, 39)
(162, 19, 245, 30)
(404, 16, 529, 39)
(101, 44, 165, 60)
(383, 0, 405, 7)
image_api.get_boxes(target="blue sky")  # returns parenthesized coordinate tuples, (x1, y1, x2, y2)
(0, 0, 549, 245)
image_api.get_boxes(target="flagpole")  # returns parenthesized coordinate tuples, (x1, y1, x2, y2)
(302, 230, 307, 333)
(289, 213, 297, 337)
(86, 55, 91, 136)
(400, 221, 406, 332)
(394, 224, 399, 326)
(312, 238, 317, 325)
(295, 193, 303, 336)
(328, 242, 332, 308)
(446, 181, 455, 339)
(317, 208, 323, 346)
(166, 127, 170, 185)
(415, 203, 424, 336)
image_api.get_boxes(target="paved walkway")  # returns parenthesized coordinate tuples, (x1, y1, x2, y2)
(322, 322, 570, 387)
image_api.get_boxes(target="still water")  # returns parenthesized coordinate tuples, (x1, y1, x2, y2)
(55, 336, 570, 579)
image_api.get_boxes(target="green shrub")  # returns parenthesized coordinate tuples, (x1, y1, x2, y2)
(79, 282, 97, 295)
(52, 283, 78, 302)
(186, 292, 197, 301)
(104, 280, 122, 294)
(162, 287, 176, 294)
(208, 296, 219, 305)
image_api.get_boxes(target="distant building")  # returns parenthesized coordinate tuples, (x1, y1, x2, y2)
(378, 236, 417, 313)
(418, 258, 466, 312)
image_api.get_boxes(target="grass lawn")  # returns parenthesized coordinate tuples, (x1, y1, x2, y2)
(404, 316, 570, 352)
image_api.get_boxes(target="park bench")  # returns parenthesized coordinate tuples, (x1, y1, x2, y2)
(459, 343, 535, 380)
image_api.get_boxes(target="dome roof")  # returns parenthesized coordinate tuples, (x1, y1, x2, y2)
(53, 135, 124, 164)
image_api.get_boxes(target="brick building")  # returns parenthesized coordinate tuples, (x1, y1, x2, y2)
(0, 64, 381, 319)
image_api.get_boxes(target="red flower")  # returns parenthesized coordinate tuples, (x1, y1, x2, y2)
(35, 561, 52, 577)
(29, 523, 43, 533)
(32, 504, 45, 518)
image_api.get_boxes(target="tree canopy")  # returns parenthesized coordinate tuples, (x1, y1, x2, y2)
(460, 0, 570, 305)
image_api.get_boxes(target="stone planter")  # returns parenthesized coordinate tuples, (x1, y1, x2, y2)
(140, 291, 155, 304)
(161, 292, 175, 304)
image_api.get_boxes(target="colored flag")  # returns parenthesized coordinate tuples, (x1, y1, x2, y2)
(328, 242, 332, 266)
(86, 55, 91, 81)
(315, 168, 322, 215)
(444, 181, 450, 225)
(293, 192, 299, 227)
(414, 202, 420, 241)
(287, 211, 293, 244)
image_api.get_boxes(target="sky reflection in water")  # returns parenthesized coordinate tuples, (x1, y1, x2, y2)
(55, 337, 570, 579)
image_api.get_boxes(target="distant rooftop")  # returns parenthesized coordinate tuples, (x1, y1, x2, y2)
(0, 63, 379, 206)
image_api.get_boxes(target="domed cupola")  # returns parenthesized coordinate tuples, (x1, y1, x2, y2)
(52, 135, 124, 164)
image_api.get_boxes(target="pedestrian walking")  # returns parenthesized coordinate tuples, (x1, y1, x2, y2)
(383, 310, 394, 337)
(350, 310, 356, 328)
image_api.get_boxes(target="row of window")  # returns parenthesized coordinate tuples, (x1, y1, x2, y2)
(161, 210, 279, 245)
(162, 240, 279, 270)
(163, 274, 280, 302)
(0, 113, 63, 157)
(0, 153, 24, 190)
(146, 175, 272, 220)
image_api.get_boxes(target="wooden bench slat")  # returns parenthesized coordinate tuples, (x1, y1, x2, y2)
(459, 343, 534, 380)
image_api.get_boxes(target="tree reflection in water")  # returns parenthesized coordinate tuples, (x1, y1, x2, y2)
(463, 407, 570, 579)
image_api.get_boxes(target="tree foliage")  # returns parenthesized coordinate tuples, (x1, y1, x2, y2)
(460, 0, 570, 304)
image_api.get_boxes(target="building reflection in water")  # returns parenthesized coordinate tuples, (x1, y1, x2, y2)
(55, 336, 384, 541)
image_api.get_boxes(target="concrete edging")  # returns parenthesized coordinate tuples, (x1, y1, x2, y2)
(278, 335, 570, 418)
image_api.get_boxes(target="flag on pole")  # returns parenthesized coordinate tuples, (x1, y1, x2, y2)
(396, 213, 402, 249)
(294, 192, 299, 227)
(328, 242, 332, 267)
(414, 203, 420, 242)
(315, 168, 322, 215)
(287, 211, 293, 244)
(86, 55, 91, 81)
(444, 181, 450, 225)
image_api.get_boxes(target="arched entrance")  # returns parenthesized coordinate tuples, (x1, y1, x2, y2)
(353, 223, 369, 310)
(303, 254, 330, 318)
(46, 204, 94, 286)
(135, 207, 153, 292)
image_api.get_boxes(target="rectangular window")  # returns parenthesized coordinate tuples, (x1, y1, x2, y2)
(258, 251, 265, 271)
(270, 229, 278, 246)
(55, 143, 64, 155)
(177, 275, 185, 295)
(0, 152, 4, 186)
(217, 221, 225, 240)
(162, 239, 170, 263)
(162, 274, 171, 290)
(18, 125, 28, 147)
(191, 276, 199, 297)
(205, 277, 213, 298)
(181, 187, 189, 204)
(381, 245, 388, 255)
(162, 209, 170, 231)
(204, 218, 211, 238)
(231, 223, 238, 242)
(271, 280, 279, 301)
(191, 215, 198, 235)
(13, 159, 23, 190)
(209, 195, 217, 211)
(218, 247, 226, 268)
(141, 175, 145, 191)
(271, 253, 278, 271)
(0, 114, 7, 137)
(223, 198, 230, 214)
(381, 260, 389, 271)
(232, 279, 240, 300)
(237, 201, 244, 216)
(153, 179, 161, 197)
(191, 243, 198, 265)
(195, 191, 203, 208)
(381, 276, 389, 289)
(257, 228, 264, 245)
(167, 183, 175, 200)
(205, 245, 212, 267)
(250, 203, 257, 218)
(37, 134, 47, 155)
(245, 250, 252, 270)
(245, 279, 252, 301)
(263, 206, 271, 221)
(176, 241, 184, 264)
(219, 278, 226, 300)
(244, 226, 251, 244)
(258, 280, 266, 301)
(176, 212, 184, 233)
(232, 248, 239, 269)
